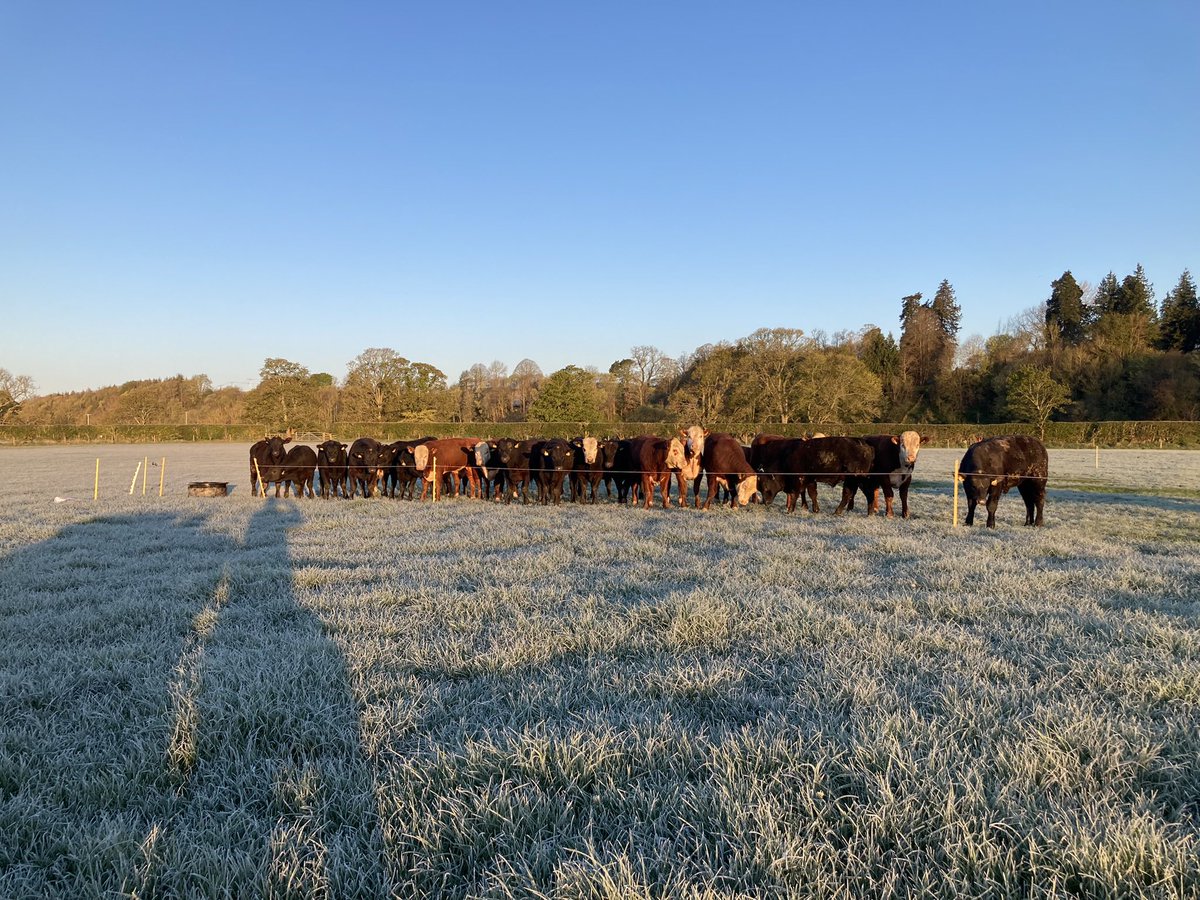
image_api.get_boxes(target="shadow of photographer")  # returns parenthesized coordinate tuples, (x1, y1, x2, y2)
(0, 502, 389, 896)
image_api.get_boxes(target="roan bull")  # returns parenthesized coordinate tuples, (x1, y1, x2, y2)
(959, 435, 1048, 528)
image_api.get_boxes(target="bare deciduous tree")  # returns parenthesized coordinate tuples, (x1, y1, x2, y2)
(0, 368, 35, 421)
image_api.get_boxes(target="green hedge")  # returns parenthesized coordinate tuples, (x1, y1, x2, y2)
(3, 420, 1199, 447)
(0, 424, 266, 445)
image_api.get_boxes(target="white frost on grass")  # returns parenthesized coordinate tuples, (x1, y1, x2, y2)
(0, 444, 1197, 896)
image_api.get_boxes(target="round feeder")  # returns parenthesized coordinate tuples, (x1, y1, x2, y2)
(188, 481, 229, 497)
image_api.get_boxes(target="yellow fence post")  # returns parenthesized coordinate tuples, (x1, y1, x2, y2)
(952, 459, 960, 528)
(142, 456, 148, 495)
(253, 459, 265, 498)
(128, 461, 142, 495)
(432, 458, 438, 502)
(94, 459, 100, 501)
(159, 457, 166, 497)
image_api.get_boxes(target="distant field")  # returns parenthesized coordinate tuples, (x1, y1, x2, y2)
(1, 445, 1198, 897)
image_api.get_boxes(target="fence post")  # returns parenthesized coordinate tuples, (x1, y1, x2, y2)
(159, 457, 166, 497)
(129, 461, 142, 495)
(253, 459, 264, 497)
(142, 456, 148, 495)
(952, 459, 960, 528)
(433, 458, 438, 502)
(94, 459, 100, 501)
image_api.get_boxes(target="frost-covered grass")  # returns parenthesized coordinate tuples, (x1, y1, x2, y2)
(1, 445, 1198, 897)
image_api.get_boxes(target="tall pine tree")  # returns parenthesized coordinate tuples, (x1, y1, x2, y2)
(1093, 272, 1121, 317)
(1094, 265, 1157, 356)
(1045, 270, 1088, 345)
(1158, 269, 1200, 353)
(930, 279, 962, 374)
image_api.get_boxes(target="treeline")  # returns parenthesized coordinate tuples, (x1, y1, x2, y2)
(7, 266, 1198, 432)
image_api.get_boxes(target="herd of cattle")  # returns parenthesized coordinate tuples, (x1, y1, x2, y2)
(249, 429, 1048, 528)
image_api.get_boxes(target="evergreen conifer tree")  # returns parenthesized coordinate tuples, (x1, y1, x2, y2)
(1045, 271, 1087, 345)
(1158, 269, 1200, 353)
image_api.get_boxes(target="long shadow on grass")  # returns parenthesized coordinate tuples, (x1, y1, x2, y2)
(0, 504, 390, 897)
(0, 511, 232, 897)
(160, 501, 391, 896)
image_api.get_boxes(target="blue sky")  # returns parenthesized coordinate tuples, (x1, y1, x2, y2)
(3, 1, 1197, 394)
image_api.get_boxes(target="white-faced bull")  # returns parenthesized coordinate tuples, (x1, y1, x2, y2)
(845, 431, 927, 518)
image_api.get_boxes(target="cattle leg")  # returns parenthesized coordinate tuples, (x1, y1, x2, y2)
(1018, 480, 1044, 526)
(898, 484, 909, 519)
(806, 482, 820, 513)
(985, 485, 1002, 528)
(833, 483, 854, 515)
(964, 495, 977, 526)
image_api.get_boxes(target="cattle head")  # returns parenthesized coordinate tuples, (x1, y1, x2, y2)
(265, 435, 290, 465)
(598, 439, 619, 468)
(894, 430, 922, 466)
(316, 440, 348, 464)
(736, 474, 758, 506)
(396, 445, 417, 471)
(542, 439, 572, 471)
(473, 441, 492, 479)
(580, 436, 598, 465)
(494, 438, 520, 467)
(757, 472, 784, 506)
(379, 442, 404, 466)
(412, 444, 430, 472)
(350, 438, 380, 462)
(665, 437, 688, 470)
(683, 425, 708, 461)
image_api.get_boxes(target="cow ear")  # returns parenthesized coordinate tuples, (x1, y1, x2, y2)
(703, 429, 709, 437)
(921, 434, 931, 444)
(892, 435, 900, 444)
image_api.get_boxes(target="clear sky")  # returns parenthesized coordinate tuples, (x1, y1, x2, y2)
(3, 1, 1197, 395)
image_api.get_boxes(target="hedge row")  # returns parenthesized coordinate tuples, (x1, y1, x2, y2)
(3, 420, 1199, 447)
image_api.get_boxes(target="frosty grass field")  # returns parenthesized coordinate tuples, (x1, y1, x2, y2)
(1, 443, 1198, 898)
